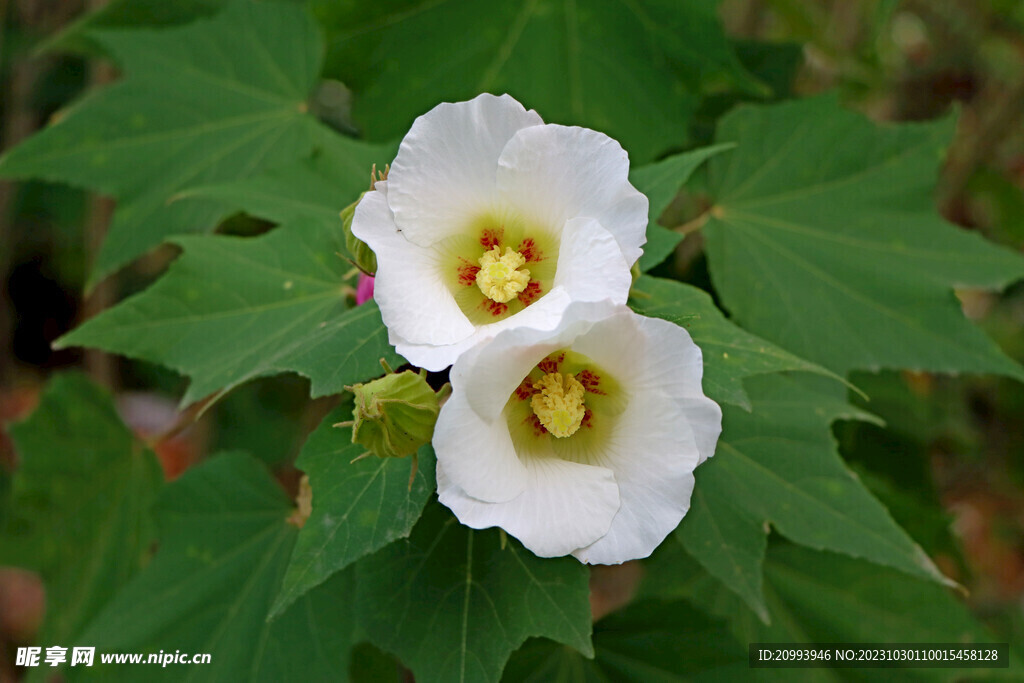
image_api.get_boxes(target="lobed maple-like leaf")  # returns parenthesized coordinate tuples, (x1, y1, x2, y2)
(317, 0, 763, 162)
(176, 133, 398, 230)
(646, 542, 1018, 680)
(0, 374, 163, 652)
(56, 219, 401, 405)
(704, 95, 1024, 379)
(630, 144, 734, 271)
(356, 502, 593, 683)
(76, 453, 356, 682)
(0, 0, 328, 286)
(630, 275, 835, 409)
(502, 600, 748, 682)
(680, 374, 954, 620)
(270, 409, 435, 619)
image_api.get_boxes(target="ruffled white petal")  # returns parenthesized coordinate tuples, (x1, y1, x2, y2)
(393, 286, 577, 372)
(437, 456, 620, 558)
(571, 310, 723, 466)
(574, 471, 696, 564)
(354, 96, 646, 371)
(432, 388, 527, 503)
(568, 306, 649, 381)
(442, 216, 634, 390)
(495, 124, 648, 265)
(351, 184, 474, 347)
(553, 217, 632, 308)
(572, 390, 700, 564)
(433, 301, 722, 564)
(672, 397, 722, 466)
(631, 316, 708, 399)
(460, 298, 616, 421)
(630, 316, 723, 465)
(386, 94, 544, 247)
(564, 308, 720, 563)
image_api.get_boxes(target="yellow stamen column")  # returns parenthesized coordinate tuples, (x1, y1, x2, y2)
(530, 372, 586, 438)
(476, 246, 531, 303)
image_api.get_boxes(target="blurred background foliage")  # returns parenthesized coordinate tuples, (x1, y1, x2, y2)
(1, 0, 1024, 679)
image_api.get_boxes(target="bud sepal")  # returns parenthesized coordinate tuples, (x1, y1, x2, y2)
(340, 164, 388, 276)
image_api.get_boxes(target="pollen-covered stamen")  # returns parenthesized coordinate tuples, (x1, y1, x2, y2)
(530, 372, 586, 438)
(476, 246, 531, 303)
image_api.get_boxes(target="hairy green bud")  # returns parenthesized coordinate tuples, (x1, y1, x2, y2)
(341, 163, 390, 276)
(346, 365, 445, 460)
(341, 193, 378, 276)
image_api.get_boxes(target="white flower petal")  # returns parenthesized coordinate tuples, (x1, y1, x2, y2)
(631, 316, 708, 399)
(567, 306, 649, 381)
(630, 315, 723, 464)
(460, 298, 618, 421)
(393, 286, 577, 372)
(352, 186, 474, 347)
(437, 456, 620, 558)
(553, 217, 632, 307)
(673, 397, 722, 466)
(386, 93, 544, 246)
(572, 390, 700, 565)
(571, 310, 722, 465)
(353, 96, 643, 371)
(433, 300, 722, 565)
(431, 387, 527, 503)
(496, 124, 648, 265)
(573, 472, 696, 565)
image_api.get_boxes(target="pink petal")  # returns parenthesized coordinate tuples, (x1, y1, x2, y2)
(356, 274, 375, 305)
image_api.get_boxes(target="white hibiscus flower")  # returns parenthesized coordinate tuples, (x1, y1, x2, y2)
(350, 93, 647, 371)
(433, 300, 722, 564)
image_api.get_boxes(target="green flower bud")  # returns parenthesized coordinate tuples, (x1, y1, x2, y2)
(340, 163, 389, 276)
(341, 194, 378, 276)
(346, 365, 444, 460)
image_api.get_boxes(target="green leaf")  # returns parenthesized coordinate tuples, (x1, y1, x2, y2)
(76, 452, 356, 682)
(37, 0, 228, 56)
(0, 0, 327, 286)
(678, 485, 769, 623)
(502, 600, 747, 682)
(317, 0, 762, 162)
(642, 541, 1016, 682)
(761, 547, 1021, 678)
(629, 143, 734, 271)
(681, 374, 954, 620)
(208, 376, 312, 466)
(177, 134, 398, 229)
(691, 40, 804, 144)
(673, 543, 1015, 682)
(356, 501, 593, 683)
(0, 373, 163, 648)
(271, 407, 435, 619)
(704, 95, 1024, 379)
(630, 275, 835, 408)
(56, 219, 402, 405)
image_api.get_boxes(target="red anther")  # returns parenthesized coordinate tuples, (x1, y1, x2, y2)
(480, 228, 503, 249)
(517, 280, 542, 306)
(517, 238, 542, 262)
(457, 262, 480, 286)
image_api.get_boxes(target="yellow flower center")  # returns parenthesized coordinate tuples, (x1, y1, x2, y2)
(530, 372, 586, 438)
(476, 246, 530, 303)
